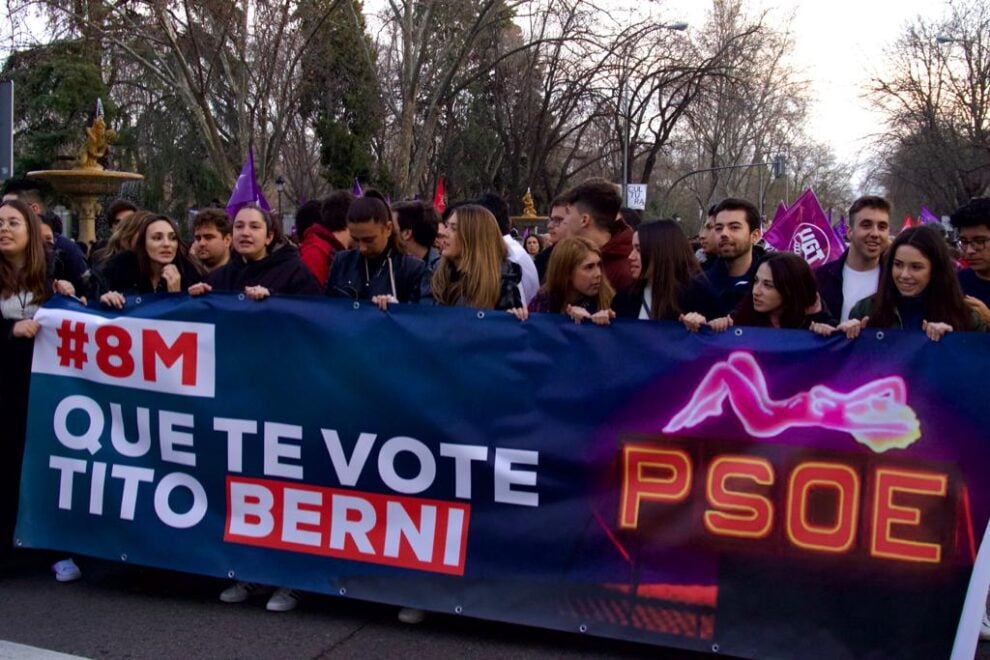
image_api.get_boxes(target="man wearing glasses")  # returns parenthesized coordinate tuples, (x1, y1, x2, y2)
(534, 195, 566, 283)
(950, 198, 990, 326)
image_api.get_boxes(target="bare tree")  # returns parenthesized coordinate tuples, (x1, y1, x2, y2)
(674, 0, 809, 216)
(871, 0, 990, 212)
(7, 0, 346, 186)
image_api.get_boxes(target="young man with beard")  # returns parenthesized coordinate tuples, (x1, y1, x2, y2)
(814, 196, 891, 322)
(707, 197, 764, 316)
(950, 197, 990, 326)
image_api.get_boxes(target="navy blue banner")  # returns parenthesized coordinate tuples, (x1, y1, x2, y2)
(17, 294, 990, 658)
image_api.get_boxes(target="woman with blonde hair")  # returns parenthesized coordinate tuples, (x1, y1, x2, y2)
(515, 236, 615, 324)
(431, 204, 521, 310)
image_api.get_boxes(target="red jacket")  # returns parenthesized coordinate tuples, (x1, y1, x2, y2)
(601, 222, 635, 293)
(299, 224, 347, 288)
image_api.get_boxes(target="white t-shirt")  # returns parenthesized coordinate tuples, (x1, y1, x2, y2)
(639, 284, 652, 320)
(841, 264, 880, 322)
(504, 235, 539, 305)
(0, 291, 38, 320)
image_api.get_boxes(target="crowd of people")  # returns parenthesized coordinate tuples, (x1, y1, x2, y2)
(2, 175, 990, 626)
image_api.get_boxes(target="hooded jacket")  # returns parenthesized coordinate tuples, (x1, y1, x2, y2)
(206, 243, 321, 296)
(299, 224, 348, 288)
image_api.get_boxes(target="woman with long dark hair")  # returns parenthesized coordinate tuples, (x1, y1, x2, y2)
(615, 219, 718, 330)
(834, 226, 984, 340)
(514, 236, 615, 324)
(524, 234, 544, 258)
(0, 199, 80, 579)
(432, 204, 521, 310)
(708, 252, 834, 331)
(98, 213, 203, 308)
(326, 193, 428, 308)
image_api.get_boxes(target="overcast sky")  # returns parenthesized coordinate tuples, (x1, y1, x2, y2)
(658, 0, 948, 170)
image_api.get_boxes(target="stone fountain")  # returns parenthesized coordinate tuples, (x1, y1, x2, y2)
(28, 100, 143, 243)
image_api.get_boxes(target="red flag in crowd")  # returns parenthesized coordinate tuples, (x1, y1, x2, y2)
(433, 176, 446, 213)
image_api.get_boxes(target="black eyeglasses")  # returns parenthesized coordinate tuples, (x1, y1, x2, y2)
(959, 237, 990, 250)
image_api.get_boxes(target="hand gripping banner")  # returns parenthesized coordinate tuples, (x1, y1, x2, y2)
(16, 294, 990, 658)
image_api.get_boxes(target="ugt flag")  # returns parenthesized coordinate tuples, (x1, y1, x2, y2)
(763, 188, 844, 267)
(226, 147, 271, 218)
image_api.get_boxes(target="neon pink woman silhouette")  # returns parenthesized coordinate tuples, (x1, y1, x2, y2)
(664, 352, 921, 453)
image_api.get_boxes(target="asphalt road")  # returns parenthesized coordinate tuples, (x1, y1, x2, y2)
(2, 552, 987, 659)
(0, 552, 705, 660)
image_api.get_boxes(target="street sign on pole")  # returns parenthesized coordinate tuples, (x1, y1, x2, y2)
(0, 80, 13, 181)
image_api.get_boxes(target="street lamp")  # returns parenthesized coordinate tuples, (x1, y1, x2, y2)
(620, 21, 688, 206)
(274, 175, 285, 229)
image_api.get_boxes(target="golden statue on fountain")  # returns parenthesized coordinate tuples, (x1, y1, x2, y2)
(28, 98, 142, 243)
(521, 188, 537, 217)
(79, 99, 116, 170)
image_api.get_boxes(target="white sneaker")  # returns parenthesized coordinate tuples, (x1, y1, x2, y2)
(266, 588, 300, 612)
(398, 607, 426, 624)
(980, 612, 990, 641)
(52, 558, 81, 582)
(219, 581, 268, 603)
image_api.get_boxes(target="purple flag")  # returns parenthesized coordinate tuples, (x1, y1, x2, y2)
(352, 178, 363, 197)
(920, 205, 940, 225)
(762, 188, 845, 268)
(770, 201, 788, 228)
(834, 215, 848, 243)
(226, 147, 271, 218)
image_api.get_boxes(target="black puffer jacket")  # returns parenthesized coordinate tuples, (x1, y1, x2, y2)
(91, 249, 203, 298)
(207, 243, 321, 296)
(325, 248, 429, 302)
